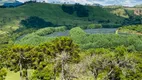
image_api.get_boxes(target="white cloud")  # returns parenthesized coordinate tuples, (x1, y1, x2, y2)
(48, 0, 142, 6)
(9, 0, 142, 6)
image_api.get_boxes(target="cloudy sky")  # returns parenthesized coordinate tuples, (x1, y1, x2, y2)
(1, 0, 142, 6)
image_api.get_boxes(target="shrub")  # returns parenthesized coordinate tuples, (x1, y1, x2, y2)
(62, 4, 74, 14)
(20, 16, 53, 28)
(87, 24, 102, 29)
(61, 3, 89, 17)
(74, 3, 89, 17)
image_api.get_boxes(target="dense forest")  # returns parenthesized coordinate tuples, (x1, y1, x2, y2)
(0, 25, 142, 80)
(0, 1, 142, 80)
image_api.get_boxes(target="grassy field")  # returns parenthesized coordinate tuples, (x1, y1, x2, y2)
(5, 70, 93, 80)
(5, 70, 34, 80)
(5, 70, 20, 80)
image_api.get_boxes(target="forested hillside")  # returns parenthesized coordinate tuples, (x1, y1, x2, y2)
(0, 3, 140, 28)
(1, 28, 142, 80)
(0, 3, 123, 28)
(0, 2, 142, 80)
(0, 2, 141, 35)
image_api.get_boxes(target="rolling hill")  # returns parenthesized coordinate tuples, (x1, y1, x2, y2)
(0, 2, 141, 48)
(0, 3, 124, 30)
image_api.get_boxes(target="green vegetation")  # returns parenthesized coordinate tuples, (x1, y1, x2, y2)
(118, 25, 142, 34)
(134, 4, 142, 8)
(0, 54, 7, 80)
(0, 36, 142, 80)
(0, 2, 142, 80)
(0, 2, 126, 30)
(15, 26, 66, 45)
(111, 8, 129, 18)
(85, 24, 102, 29)
(70, 27, 142, 51)
(20, 16, 53, 28)
(62, 3, 89, 17)
(105, 6, 142, 25)
(15, 27, 142, 51)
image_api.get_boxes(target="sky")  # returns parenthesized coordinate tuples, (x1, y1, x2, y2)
(1, 0, 142, 6)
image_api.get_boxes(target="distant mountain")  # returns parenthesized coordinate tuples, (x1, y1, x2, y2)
(92, 3, 103, 7)
(0, 0, 15, 5)
(3, 1, 23, 7)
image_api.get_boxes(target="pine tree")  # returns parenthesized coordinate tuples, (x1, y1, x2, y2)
(5, 45, 34, 80)
(42, 37, 80, 80)
(0, 50, 7, 80)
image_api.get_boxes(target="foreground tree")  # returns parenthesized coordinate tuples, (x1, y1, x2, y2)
(0, 68, 7, 80)
(5, 45, 34, 80)
(88, 46, 142, 80)
(0, 50, 7, 80)
(36, 37, 80, 80)
(52, 37, 80, 80)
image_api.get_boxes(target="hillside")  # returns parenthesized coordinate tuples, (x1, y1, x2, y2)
(0, 3, 141, 32)
(0, 2, 141, 48)
(0, 3, 124, 29)
(0, 2, 142, 80)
